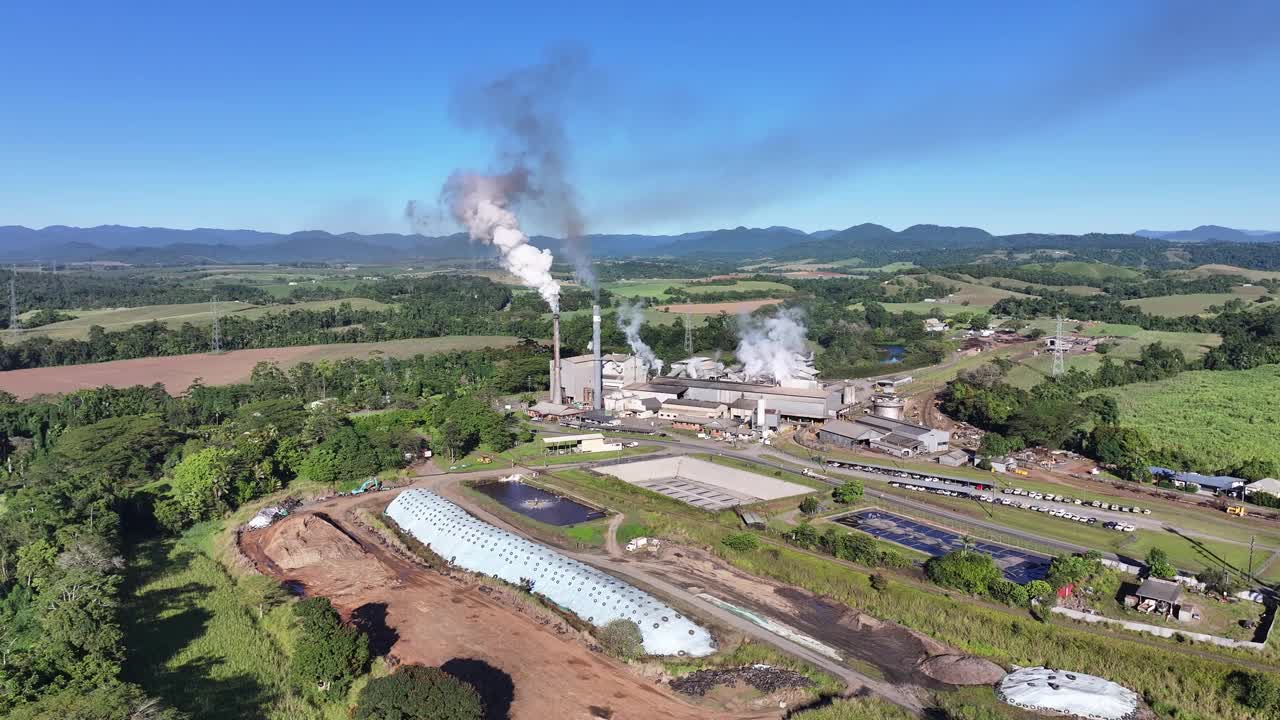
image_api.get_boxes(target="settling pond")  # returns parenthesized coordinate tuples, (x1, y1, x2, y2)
(877, 344, 907, 364)
(472, 481, 606, 526)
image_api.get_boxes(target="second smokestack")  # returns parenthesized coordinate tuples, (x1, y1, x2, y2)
(552, 313, 563, 405)
(592, 304, 603, 410)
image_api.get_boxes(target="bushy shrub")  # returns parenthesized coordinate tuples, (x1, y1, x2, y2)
(721, 532, 760, 552)
(354, 665, 483, 720)
(597, 619, 645, 661)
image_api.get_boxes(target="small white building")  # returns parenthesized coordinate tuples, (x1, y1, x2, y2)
(1244, 477, 1280, 498)
(541, 433, 623, 454)
(924, 318, 948, 333)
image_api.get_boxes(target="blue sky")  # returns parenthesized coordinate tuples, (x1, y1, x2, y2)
(1, 1, 1277, 237)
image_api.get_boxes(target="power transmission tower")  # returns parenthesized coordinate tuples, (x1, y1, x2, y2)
(684, 312, 693, 354)
(1052, 315, 1066, 376)
(210, 297, 222, 354)
(8, 266, 16, 337)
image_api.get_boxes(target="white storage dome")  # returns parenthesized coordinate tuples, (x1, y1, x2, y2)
(998, 666, 1139, 720)
(386, 489, 715, 657)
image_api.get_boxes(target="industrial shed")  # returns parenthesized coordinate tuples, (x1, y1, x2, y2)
(386, 490, 715, 657)
(819, 417, 951, 454)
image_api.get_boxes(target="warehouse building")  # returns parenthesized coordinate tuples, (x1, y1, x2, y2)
(387, 490, 714, 656)
(818, 416, 951, 456)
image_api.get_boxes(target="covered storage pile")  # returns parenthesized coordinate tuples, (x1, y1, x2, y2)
(998, 666, 1139, 720)
(386, 489, 715, 657)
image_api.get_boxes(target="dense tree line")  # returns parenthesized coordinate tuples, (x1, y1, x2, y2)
(0, 269, 272, 329)
(0, 276, 545, 370)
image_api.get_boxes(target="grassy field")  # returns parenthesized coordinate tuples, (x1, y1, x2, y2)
(17, 301, 259, 339)
(973, 276, 1105, 296)
(122, 522, 357, 720)
(1089, 365, 1280, 471)
(1185, 264, 1280, 282)
(603, 278, 794, 299)
(1006, 323, 1222, 388)
(1119, 287, 1271, 316)
(1020, 261, 1143, 281)
(15, 298, 394, 340)
(830, 260, 917, 273)
(259, 279, 369, 298)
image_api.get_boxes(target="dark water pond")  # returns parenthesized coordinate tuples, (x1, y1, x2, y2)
(473, 481, 605, 526)
(877, 344, 907, 364)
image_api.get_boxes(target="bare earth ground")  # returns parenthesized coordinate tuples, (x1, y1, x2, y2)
(240, 496, 770, 720)
(0, 337, 520, 398)
(657, 299, 784, 315)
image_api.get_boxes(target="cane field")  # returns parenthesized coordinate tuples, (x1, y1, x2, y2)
(1088, 365, 1280, 471)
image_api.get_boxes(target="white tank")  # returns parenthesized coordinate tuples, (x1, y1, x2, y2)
(872, 393, 905, 421)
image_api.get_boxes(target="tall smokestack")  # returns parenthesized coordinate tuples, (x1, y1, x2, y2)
(592, 304, 603, 410)
(552, 313, 563, 405)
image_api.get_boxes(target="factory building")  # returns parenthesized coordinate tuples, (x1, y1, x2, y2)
(556, 353, 647, 406)
(657, 398, 727, 420)
(818, 416, 951, 456)
(386, 490, 715, 656)
(639, 376, 849, 422)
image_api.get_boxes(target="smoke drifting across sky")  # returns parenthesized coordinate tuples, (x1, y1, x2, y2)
(604, 1, 1280, 228)
(449, 47, 598, 292)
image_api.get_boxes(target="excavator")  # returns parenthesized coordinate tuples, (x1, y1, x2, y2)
(1226, 505, 1248, 517)
(349, 478, 383, 495)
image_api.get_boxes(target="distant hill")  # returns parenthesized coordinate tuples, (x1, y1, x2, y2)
(5, 221, 1268, 265)
(1135, 225, 1280, 243)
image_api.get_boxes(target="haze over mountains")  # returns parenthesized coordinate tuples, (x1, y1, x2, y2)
(0, 223, 1276, 264)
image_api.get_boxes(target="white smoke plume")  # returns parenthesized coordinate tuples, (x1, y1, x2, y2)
(617, 302, 663, 375)
(437, 171, 561, 313)
(736, 307, 809, 383)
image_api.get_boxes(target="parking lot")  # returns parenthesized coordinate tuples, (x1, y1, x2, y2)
(836, 509, 1051, 583)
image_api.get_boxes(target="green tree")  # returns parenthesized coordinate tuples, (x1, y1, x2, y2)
(1145, 548, 1176, 580)
(1198, 567, 1243, 596)
(832, 479, 863, 504)
(597, 618, 646, 661)
(925, 549, 1001, 597)
(290, 597, 370, 696)
(1025, 579, 1054, 604)
(1225, 670, 1280, 714)
(166, 447, 234, 528)
(354, 665, 483, 720)
(787, 523, 820, 549)
(799, 496, 819, 515)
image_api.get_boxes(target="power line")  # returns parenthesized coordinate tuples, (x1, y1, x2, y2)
(210, 296, 222, 354)
(8, 266, 17, 337)
(1052, 315, 1066, 377)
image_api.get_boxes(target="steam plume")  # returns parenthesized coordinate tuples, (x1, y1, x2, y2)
(736, 307, 809, 383)
(617, 302, 663, 375)
(452, 48, 597, 293)
(439, 171, 560, 312)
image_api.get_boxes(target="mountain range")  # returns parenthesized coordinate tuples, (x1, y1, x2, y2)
(0, 223, 1274, 265)
(1134, 225, 1280, 243)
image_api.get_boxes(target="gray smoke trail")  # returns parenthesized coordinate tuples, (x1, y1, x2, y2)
(736, 307, 809, 383)
(616, 302, 663, 375)
(437, 170, 561, 312)
(451, 48, 597, 293)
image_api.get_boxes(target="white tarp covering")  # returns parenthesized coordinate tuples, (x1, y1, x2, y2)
(386, 489, 715, 657)
(998, 667, 1139, 720)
